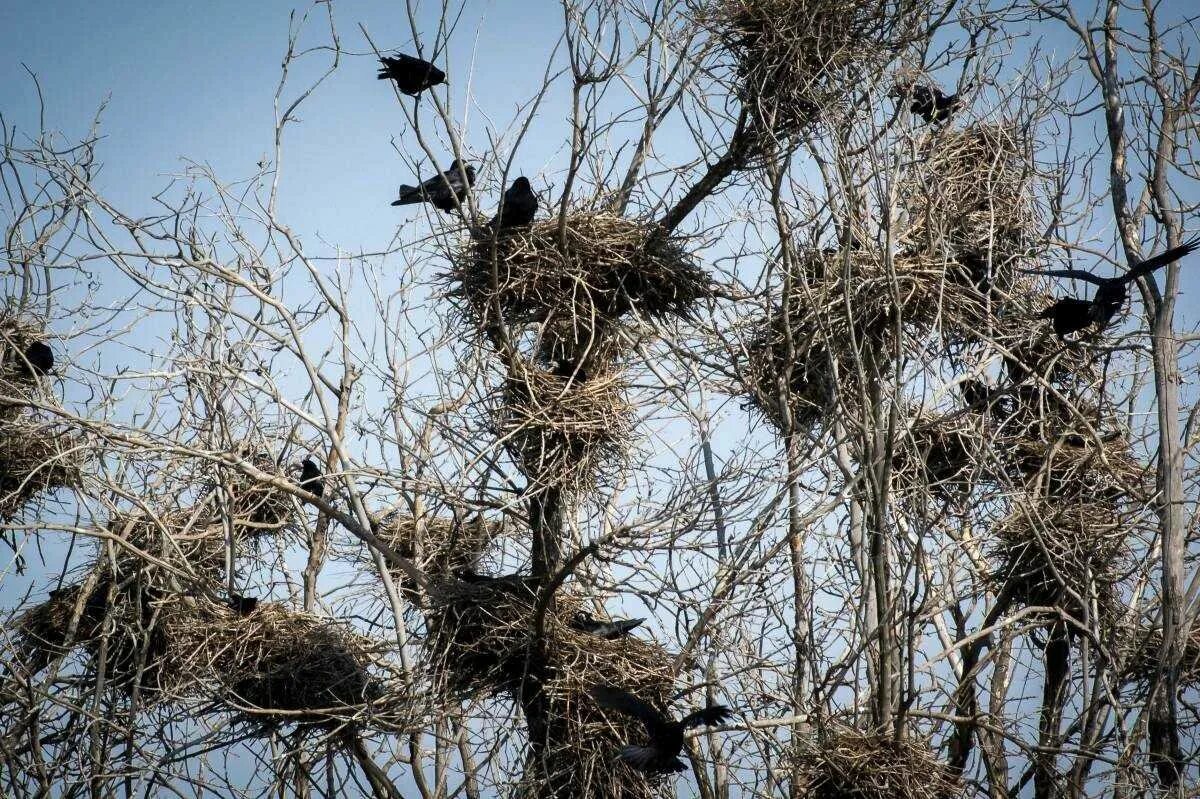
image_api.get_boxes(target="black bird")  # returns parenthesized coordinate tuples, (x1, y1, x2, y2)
(228, 594, 259, 615)
(891, 83, 961, 124)
(1031, 237, 1200, 333)
(392, 160, 475, 213)
(571, 611, 645, 639)
(20, 341, 54, 376)
(591, 684, 732, 774)
(376, 53, 445, 95)
(485, 176, 538, 231)
(453, 568, 539, 598)
(1038, 297, 1096, 337)
(299, 458, 324, 499)
(959, 379, 990, 411)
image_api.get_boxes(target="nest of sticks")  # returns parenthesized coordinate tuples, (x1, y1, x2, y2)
(792, 724, 961, 799)
(447, 213, 708, 357)
(375, 512, 507, 580)
(988, 498, 1130, 628)
(892, 411, 989, 500)
(704, 0, 929, 135)
(426, 577, 676, 797)
(1000, 428, 1146, 502)
(223, 451, 295, 537)
(493, 365, 634, 489)
(0, 418, 83, 522)
(900, 123, 1037, 257)
(1119, 625, 1200, 687)
(105, 507, 230, 581)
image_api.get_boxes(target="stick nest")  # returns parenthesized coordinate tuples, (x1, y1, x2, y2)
(492, 366, 634, 489)
(900, 124, 1037, 256)
(105, 507, 230, 581)
(1119, 625, 1200, 686)
(892, 411, 988, 500)
(223, 451, 296, 537)
(704, 0, 930, 135)
(0, 418, 84, 522)
(0, 315, 51, 411)
(988, 498, 1131, 627)
(792, 723, 961, 799)
(447, 213, 707, 362)
(1000, 428, 1147, 502)
(375, 512, 507, 579)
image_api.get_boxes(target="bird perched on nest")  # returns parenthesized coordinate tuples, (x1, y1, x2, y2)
(483, 176, 538, 232)
(591, 684, 731, 774)
(376, 53, 445, 95)
(298, 458, 324, 499)
(19, 341, 54, 376)
(1032, 237, 1200, 336)
(570, 610, 644, 639)
(228, 594, 259, 615)
(392, 160, 475, 213)
(453, 568, 539, 598)
(890, 82, 961, 125)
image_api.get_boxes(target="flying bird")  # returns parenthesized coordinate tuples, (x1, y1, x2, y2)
(377, 53, 445, 95)
(891, 82, 961, 124)
(485, 176, 538, 231)
(19, 341, 54, 376)
(571, 611, 645, 639)
(392, 160, 475, 213)
(1031, 237, 1200, 333)
(591, 684, 732, 774)
(299, 458, 324, 499)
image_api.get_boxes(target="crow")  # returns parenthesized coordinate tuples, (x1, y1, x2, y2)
(377, 53, 445, 95)
(591, 684, 732, 774)
(1031, 237, 1200, 333)
(485, 176, 538, 231)
(228, 594, 259, 615)
(392, 160, 475, 213)
(299, 458, 324, 499)
(453, 568, 539, 598)
(959, 379, 990, 411)
(891, 82, 961, 124)
(19, 341, 54, 376)
(571, 611, 645, 639)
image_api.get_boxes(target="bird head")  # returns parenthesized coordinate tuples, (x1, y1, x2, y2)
(511, 176, 531, 192)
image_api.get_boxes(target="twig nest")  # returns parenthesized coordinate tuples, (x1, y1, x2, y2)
(448, 213, 708, 362)
(0, 315, 52, 408)
(1000, 428, 1147, 501)
(375, 512, 507, 579)
(892, 411, 988, 499)
(0, 418, 83, 522)
(988, 498, 1131, 627)
(899, 124, 1037, 256)
(223, 451, 295, 537)
(105, 508, 229, 581)
(793, 723, 961, 799)
(493, 365, 634, 489)
(1119, 625, 1200, 687)
(703, 0, 932, 135)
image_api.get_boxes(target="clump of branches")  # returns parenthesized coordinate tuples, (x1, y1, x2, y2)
(223, 450, 297, 538)
(0, 418, 83, 522)
(892, 410, 989, 501)
(792, 723, 961, 799)
(374, 512, 508, 581)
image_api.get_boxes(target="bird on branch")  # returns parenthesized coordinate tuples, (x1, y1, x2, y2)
(591, 684, 731, 774)
(298, 458, 324, 499)
(483, 176, 538, 232)
(377, 53, 445, 95)
(392, 160, 475, 213)
(1031, 236, 1199, 336)
(890, 82, 962, 125)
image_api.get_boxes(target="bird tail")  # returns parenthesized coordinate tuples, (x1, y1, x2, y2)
(619, 745, 662, 772)
(391, 186, 421, 206)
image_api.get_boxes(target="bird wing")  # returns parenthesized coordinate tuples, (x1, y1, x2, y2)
(679, 705, 732, 729)
(1019, 267, 1109, 285)
(591, 685, 668, 735)
(1128, 235, 1200, 280)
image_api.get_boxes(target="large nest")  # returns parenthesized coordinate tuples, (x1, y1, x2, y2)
(493, 365, 634, 489)
(0, 315, 51, 410)
(1119, 625, 1200, 687)
(375, 511, 507, 580)
(892, 411, 990, 501)
(792, 724, 961, 799)
(0, 418, 83, 522)
(426, 577, 676, 798)
(988, 498, 1131, 628)
(165, 600, 391, 727)
(447, 213, 708, 364)
(704, 0, 930, 136)
(900, 123, 1037, 258)
(105, 507, 230, 582)
(223, 450, 296, 537)
(1000, 429, 1147, 502)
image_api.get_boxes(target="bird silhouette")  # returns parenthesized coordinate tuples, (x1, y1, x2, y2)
(228, 594, 259, 615)
(377, 53, 445, 95)
(299, 458, 324, 499)
(1031, 237, 1199, 333)
(571, 611, 644, 639)
(392, 160, 475, 213)
(891, 82, 961, 124)
(591, 684, 731, 774)
(453, 568, 539, 598)
(19, 341, 54, 376)
(485, 176, 538, 231)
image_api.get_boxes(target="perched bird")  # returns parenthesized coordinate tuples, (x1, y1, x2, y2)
(891, 82, 961, 124)
(591, 684, 732, 774)
(485, 176, 538, 231)
(20, 341, 54, 376)
(571, 611, 645, 639)
(1038, 297, 1097, 337)
(1030, 237, 1200, 331)
(228, 594, 259, 615)
(392, 160, 475, 213)
(453, 568, 539, 597)
(377, 53, 445, 95)
(959, 379, 990, 411)
(298, 458, 324, 499)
